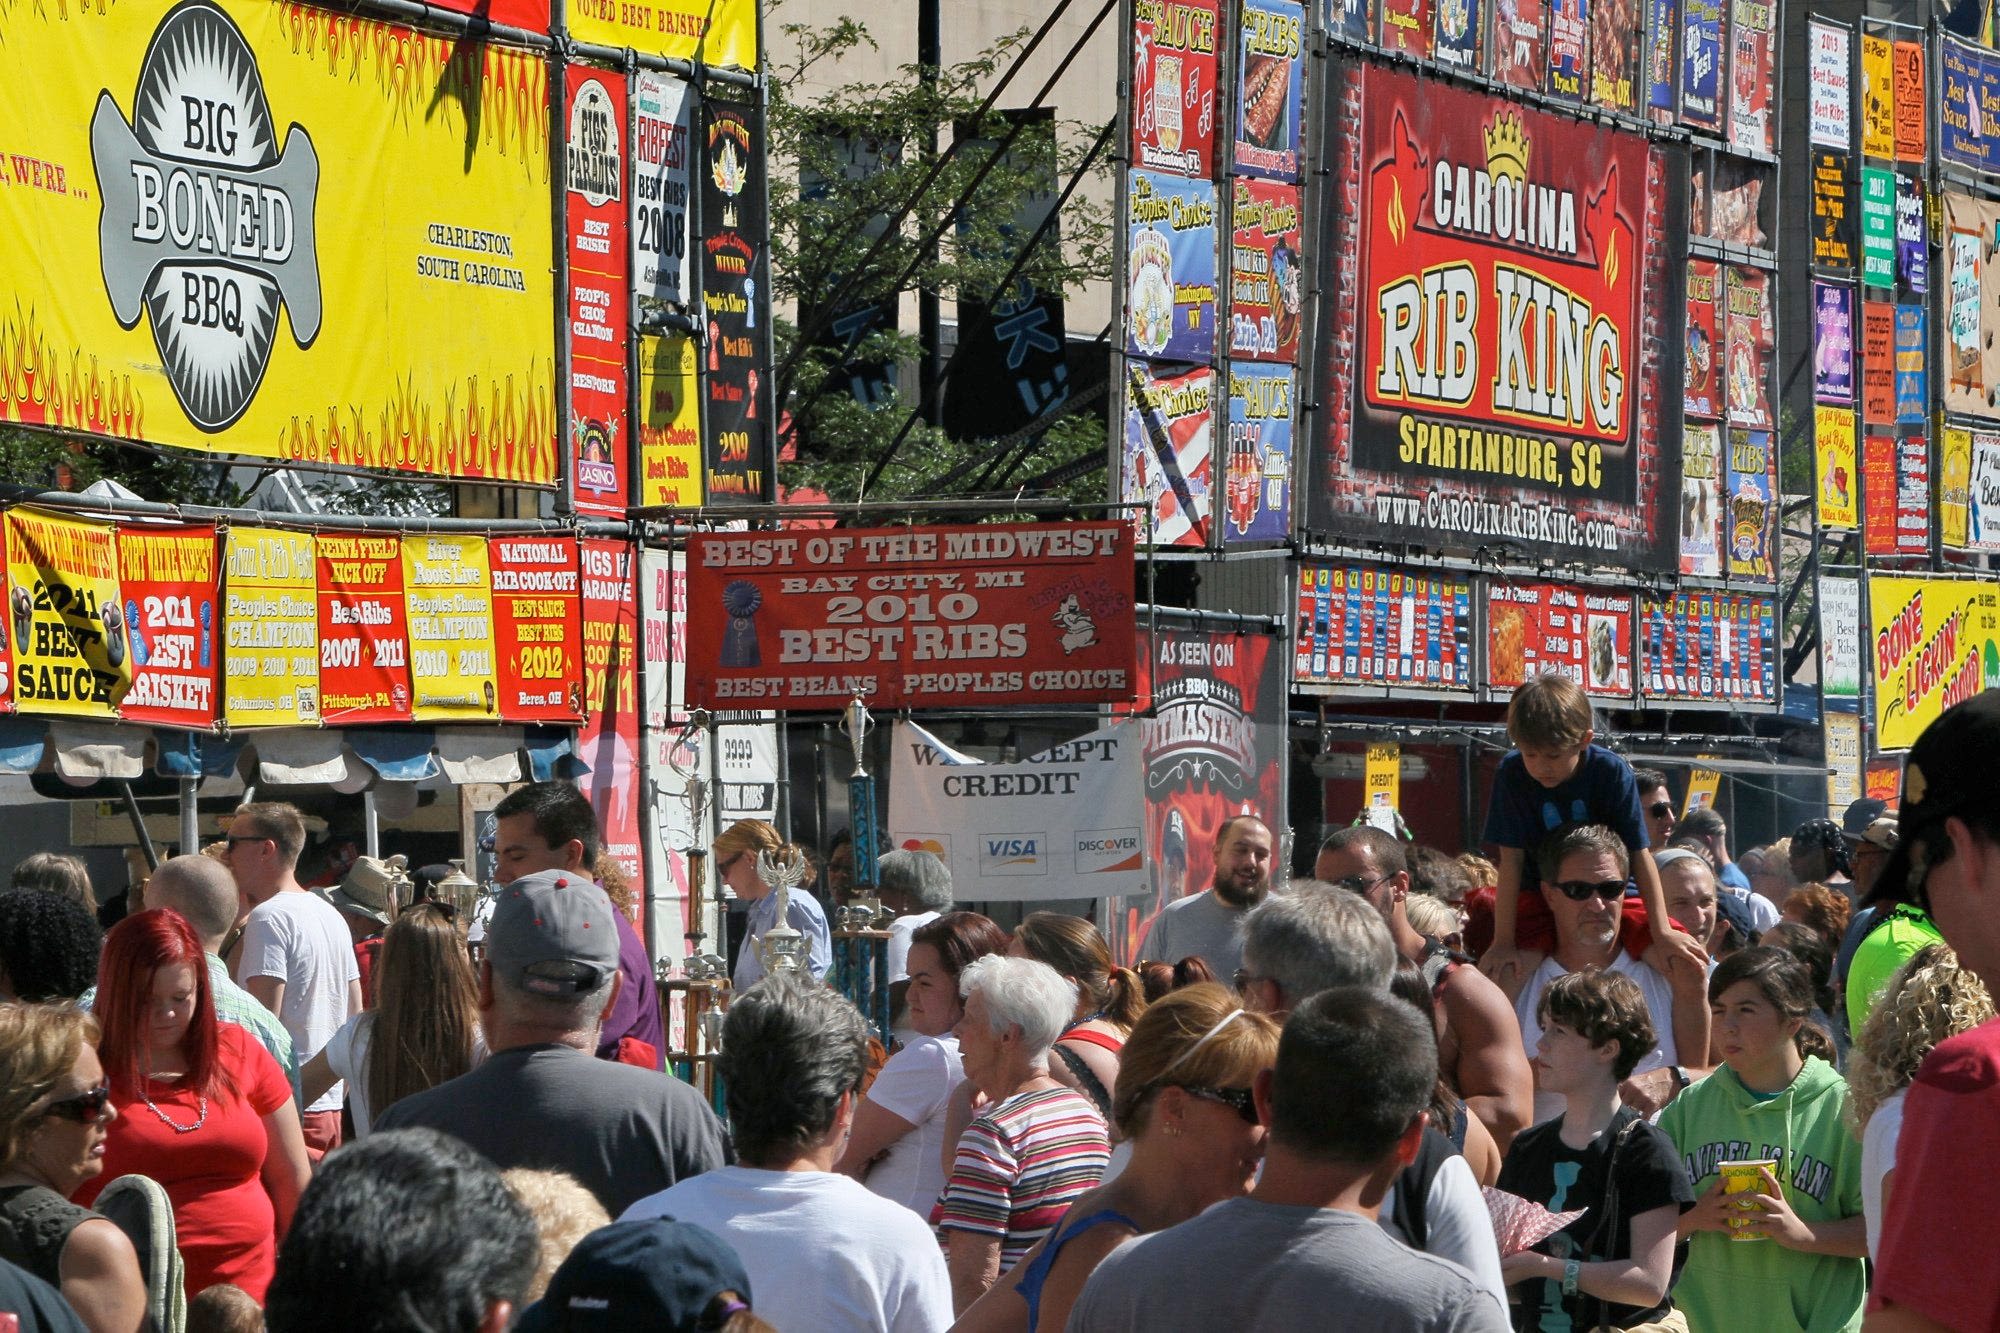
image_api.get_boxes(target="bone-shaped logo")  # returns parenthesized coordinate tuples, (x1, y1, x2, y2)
(91, 1, 320, 433)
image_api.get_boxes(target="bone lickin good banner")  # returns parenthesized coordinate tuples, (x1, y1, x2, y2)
(0, 1, 556, 483)
(1311, 61, 1685, 572)
(1111, 621, 1285, 966)
(1132, 0, 1221, 178)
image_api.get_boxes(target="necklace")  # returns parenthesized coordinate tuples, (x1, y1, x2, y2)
(141, 1093, 208, 1134)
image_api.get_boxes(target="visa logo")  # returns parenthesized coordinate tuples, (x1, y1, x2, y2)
(986, 838, 1039, 860)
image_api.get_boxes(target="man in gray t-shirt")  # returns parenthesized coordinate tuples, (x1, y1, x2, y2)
(1067, 988, 1507, 1333)
(1141, 814, 1273, 980)
(377, 869, 725, 1215)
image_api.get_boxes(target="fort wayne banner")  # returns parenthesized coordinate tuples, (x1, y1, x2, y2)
(1310, 59, 1686, 572)
(0, 0, 556, 483)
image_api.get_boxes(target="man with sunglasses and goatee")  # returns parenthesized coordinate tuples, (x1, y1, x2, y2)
(1503, 826, 1710, 1126)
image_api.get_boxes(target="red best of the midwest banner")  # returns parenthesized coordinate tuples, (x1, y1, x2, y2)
(686, 523, 1139, 710)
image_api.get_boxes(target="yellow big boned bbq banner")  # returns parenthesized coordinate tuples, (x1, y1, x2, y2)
(1869, 576, 2000, 751)
(0, 0, 556, 484)
(224, 526, 320, 727)
(5, 511, 132, 718)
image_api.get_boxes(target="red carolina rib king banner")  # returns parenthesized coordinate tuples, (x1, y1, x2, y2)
(684, 523, 1139, 710)
(1312, 59, 1686, 572)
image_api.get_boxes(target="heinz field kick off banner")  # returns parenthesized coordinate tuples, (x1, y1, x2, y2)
(1311, 61, 1686, 572)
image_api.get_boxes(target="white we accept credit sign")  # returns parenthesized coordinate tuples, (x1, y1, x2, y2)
(888, 721, 1149, 900)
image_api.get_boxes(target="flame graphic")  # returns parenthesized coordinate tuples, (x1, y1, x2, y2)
(1604, 225, 1623, 288)
(277, 361, 556, 482)
(278, 4, 549, 177)
(1387, 178, 1406, 246)
(0, 301, 146, 439)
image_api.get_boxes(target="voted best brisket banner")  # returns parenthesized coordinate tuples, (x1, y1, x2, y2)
(888, 721, 1149, 901)
(1312, 60, 1685, 572)
(0, 1, 556, 483)
(684, 523, 1138, 711)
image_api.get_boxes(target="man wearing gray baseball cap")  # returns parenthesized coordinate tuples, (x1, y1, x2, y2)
(377, 869, 727, 1215)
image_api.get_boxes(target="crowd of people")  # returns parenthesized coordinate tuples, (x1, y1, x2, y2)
(0, 678, 1991, 1332)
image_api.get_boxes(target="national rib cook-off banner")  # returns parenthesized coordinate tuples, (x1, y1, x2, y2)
(0, 0, 557, 483)
(1310, 61, 1686, 571)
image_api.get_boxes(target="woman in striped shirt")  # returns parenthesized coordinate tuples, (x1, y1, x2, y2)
(936, 955, 1110, 1315)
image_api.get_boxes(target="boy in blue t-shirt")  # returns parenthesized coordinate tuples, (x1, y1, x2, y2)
(1477, 673, 1704, 987)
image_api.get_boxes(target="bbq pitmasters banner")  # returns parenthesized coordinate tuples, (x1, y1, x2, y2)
(684, 523, 1138, 711)
(1311, 61, 1686, 571)
(0, 1, 557, 484)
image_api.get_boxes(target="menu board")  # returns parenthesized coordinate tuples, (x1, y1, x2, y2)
(1293, 563, 1474, 692)
(1486, 582, 1635, 699)
(1638, 591, 1780, 705)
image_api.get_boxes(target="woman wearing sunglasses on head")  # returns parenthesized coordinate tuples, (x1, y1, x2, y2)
(76, 909, 312, 1305)
(950, 983, 1279, 1333)
(1658, 948, 1866, 1333)
(300, 901, 484, 1138)
(0, 1003, 147, 1332)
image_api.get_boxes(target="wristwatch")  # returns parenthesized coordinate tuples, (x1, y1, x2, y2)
(1668, 1064, 1691, 1092)
(1562, 1258, 1581, 1296)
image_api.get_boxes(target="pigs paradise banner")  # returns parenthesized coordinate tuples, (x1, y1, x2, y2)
(1311, 61, 1684, 571)
(683, 523, 1138, 711)
(0, 0, 557, 483)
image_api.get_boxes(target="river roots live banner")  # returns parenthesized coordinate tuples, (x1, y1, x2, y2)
(1311, 60, 1686, 572)
(683, 523, 1138, 711)
(0, 1, 557, 483)
(889, 722, 1149, 901)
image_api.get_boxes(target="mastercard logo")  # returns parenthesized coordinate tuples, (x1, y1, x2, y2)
(900, 837, 947, 856)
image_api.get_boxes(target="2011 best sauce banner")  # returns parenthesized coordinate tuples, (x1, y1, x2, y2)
(0, 509, 586, 731)
(1311, 61, 1685, 571)
(0, 0, 556, 483)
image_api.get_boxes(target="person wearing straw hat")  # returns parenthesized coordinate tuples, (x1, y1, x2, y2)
(323, 855, 408, 1008)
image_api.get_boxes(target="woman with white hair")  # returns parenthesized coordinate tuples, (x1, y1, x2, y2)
(936, 955, 1110, 1315)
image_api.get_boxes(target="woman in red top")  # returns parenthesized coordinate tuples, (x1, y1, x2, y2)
(1009, 914, 1146, 1121)
(75, 909, 311, 1303)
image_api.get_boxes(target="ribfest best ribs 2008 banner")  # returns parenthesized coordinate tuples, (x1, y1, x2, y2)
(0, 0, 556, 482)
(1312, 61, 1686, 571)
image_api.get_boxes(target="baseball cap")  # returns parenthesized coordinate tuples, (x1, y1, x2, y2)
(1713, 886, 1760, 946)
(486, 869, 621, 996)
(512, 1218, 752, 1333)
(1841, 797, 1887, 840)
(1869, 690, 2000, 908)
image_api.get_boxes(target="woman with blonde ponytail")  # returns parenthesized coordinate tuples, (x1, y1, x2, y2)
(713, 819, 831, 988)
(1010, 913, 1147, 1120)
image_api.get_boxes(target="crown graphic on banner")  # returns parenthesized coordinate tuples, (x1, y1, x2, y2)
(1484, 112, 1530, 184)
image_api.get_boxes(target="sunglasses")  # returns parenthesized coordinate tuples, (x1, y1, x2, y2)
(1181, 1085, 1260, 1125)
(224, 834, 272, 851)
(1552, 879, 1630, 903)
(1647, 802, 1675, 818)
(1329, 873, 1388, 896)
(42, 1085, 113, 1124)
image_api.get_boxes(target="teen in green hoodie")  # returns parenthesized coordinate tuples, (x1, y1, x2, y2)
(1659, 948, 1867, 1332)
